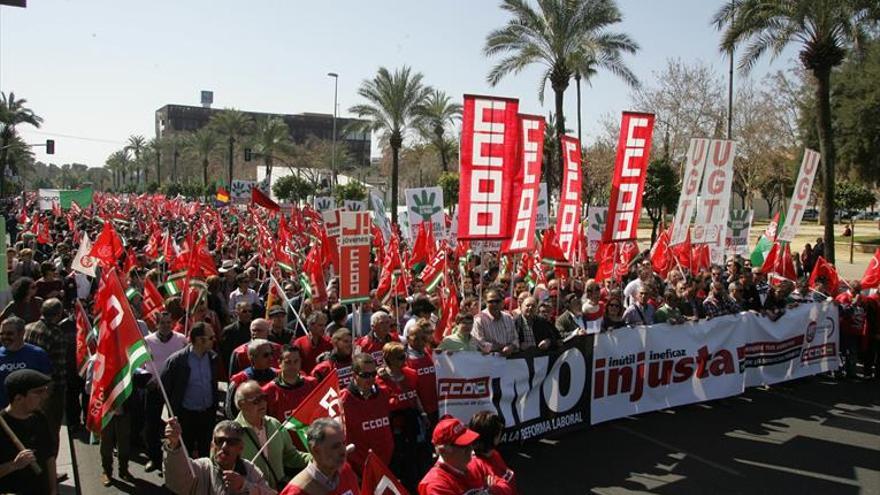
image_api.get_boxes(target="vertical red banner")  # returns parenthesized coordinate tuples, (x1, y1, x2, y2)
(458, 94, 520, 239)
(556, 135, 582, 261)
(339, 211, 371, 304)
(602, 112, 655, 243)
(502, 114, 545, 253)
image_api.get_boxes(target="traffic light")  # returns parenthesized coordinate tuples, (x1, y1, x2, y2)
(244, 148, 252, 161)
(46, 139, 55, 155)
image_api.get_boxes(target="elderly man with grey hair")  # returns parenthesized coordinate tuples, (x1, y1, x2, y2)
(233, 380, 310, 490)
(280, 418, 359, 494)
(354, 311, 395, 366)
(230, 318, 283, 376)
(164, 417, 275, 495)
(226, 339, 278, 419)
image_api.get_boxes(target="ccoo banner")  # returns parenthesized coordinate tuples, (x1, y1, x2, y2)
(338, 212, 371, 304)
(778, 149, 820, 242)
(502, 114, 545, 253)
(591, 302, 839, 424)
(434, 336, 591, 442)
(556, 135, 583, 261)
(603, 112, 655, 243)
(458, 94, 520, 239)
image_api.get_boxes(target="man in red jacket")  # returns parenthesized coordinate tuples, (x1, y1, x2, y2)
(339, 353, 393, 477)
(419, 416, 494, 495)
(294, 312, 332, 374)
(355, 311, 397, 366)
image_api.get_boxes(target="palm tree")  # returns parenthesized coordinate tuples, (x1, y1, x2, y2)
(253, 117, 293, 185)
(0, 92, 43, 196)
(714, 0, 879, 264)
(484, 0, 639, 196)
(126, 135, 146, 188)
(209, 109, 254, 187)
(350, 66, 430, 224)
(147, 137, 163, 186)
(105, 150, 128, 191)
(185, 127, 222, 190)
(416, 89, 462, 171)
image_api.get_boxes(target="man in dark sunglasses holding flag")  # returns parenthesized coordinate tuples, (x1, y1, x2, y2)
(339, 352, 393, 478)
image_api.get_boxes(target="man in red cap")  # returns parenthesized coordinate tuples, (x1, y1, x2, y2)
(418, 415, 504, 495)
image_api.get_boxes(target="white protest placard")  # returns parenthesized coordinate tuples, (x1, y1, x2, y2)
(369, 192, 391, 243)
(321, 208, 342, 238)
(586, 206, 608, 258)
(671, 139, 710, 245)
(343, 200, 366, 212)
(725, 209, 753, 256)
(229, 180, 255, 202)
(314, 196, 336, 212)
(535, 182, 550, 230)
(405, 187, 445, 239)
(778, 149, 820, 242)
(38, 189, 61, 211)
(692, 139, 736, 247)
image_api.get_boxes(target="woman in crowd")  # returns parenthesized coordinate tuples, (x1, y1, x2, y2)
(602, 293, 627, 331)
(469, 410, 517, 495)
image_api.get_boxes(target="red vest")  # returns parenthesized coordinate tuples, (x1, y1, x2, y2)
(340, 386, 394, 476)
(406, 352, 438, 414)
(376, 368, 420, 412)
(294, 334, 333, 374)
(312, 356, 354, 388)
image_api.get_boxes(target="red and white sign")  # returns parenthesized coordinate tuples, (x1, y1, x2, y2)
(692, 139, 736, 246)
(458, 94, 520, 239)
(670, 138, 710, 246)
(591, 301, 838, 424)
(603, 112, 655, 242)
(322, 208, 342, 238)
(778, 149, 821, 242)
(556, 135, 582, 261)
(502, 114, 545, 253)
(339, 211, 371, 304)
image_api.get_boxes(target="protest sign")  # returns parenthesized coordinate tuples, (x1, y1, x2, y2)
(406, 186, 445, 240)
(603, 112, 655, 242)
(502, 114, 545, 253)
(778, 149, 821, 242)
(692, 139, 736, 247)
(339, 211, 371, 304)
(535, 182, 550, 230)
(725, 209, 753, 255)
(586, 207, 608, 257)
(670, 138, 709, 245)
(556, 135, 582, 261)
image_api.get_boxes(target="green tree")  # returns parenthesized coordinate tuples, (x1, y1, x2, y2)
(0, 92, 43, 196)
(185, 128, 222, 192)
(273, 174, 316, 203)
(438, 171, 460, 213)
(714, 0, 880, 263)
(334, 181, 367, 203)
(209, 109, 254, 187)
(758, 172, 794, 215)
(349, 66, 430, 225)
(253, 117, 293, 185)
(643, 159, 679, 246)
(484, 0, 639, 197)
(416, 89, 462, 171)
(126, 135, 146, 189)
(836, 180, 876, 262)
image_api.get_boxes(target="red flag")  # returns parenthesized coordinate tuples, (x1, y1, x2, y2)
(122, 247, 137, 276)
(361, 450, 410, 495)
(142, 278, 166, 329)
(539, 227, 568, 266)
(502, 114, 545, 253)
(75, 301, 92, 378)
(762, 242, 796, 281)
(603, 112, 655, 242)
(36, 218, 51, 245)
(409, 222, 433, 268)
(251, 187, 280, 212)
(556, 135, 582, 261)
(861, 248, 880, 289)
(433, 280, 459, 344)
(89, 221, 124, 268)
(284, 372, 342, 446)
(691, 244, 712, 273)
(808, 256, 840, 295)
(650, 228, 672, 278)
(671, 228, 692, 272)
(302, 244, 327, 305)
(87, 269, 151, 434)
(457, 94, 520, 239)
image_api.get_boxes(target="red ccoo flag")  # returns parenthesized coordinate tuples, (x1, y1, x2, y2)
(808, 256, 840, 295)
(89, 221, 125, 268)
(251, 187, 280, 212)
(361, 450, 410, 495)
(861, 248, 880, 289)
(280, 372, 342, 448)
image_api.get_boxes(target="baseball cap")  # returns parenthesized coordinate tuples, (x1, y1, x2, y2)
(432, 416, 480, 447)
(5, 369, 51, 401)
(268, 305, 286, 317)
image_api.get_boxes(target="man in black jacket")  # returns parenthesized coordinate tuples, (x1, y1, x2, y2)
(160, 322, 219, 458)
(514, 296, 559, 351)
(220, 301, 252, 370)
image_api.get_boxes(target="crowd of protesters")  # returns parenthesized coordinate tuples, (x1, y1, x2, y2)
(0, 194, 876, 494)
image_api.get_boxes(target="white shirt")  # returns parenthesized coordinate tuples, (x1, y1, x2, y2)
(623, 278, 643, 307)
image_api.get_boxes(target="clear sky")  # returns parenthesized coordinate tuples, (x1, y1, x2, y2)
(4, 0, 796, 169)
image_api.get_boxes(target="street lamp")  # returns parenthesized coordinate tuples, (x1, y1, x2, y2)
(328, 72, 339, 192)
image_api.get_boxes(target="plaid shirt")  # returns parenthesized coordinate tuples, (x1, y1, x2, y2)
(702, 295, 741, 319)
(474, 310, 518, 352)
(24, 319, 66, 384)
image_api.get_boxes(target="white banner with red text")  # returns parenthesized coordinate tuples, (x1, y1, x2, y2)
(591, 302, 839, 424)
(778, 149, 820, 242)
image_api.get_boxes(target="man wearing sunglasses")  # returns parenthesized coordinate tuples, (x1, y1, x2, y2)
(234, 380, 310, 490)
(473, 290, 519, 356)
(226, 339, 279, 419)
(161, 322, 220, 459)
(164, 417, 274, 495)
(339, 353, 393, 478)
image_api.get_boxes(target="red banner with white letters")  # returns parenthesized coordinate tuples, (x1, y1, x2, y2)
(339, 211, 371, 304)
(556, 135, 582, 261)
(502, 114, 545, 253)
(458, 94, 520, 239)
(602, 112, 655, 243)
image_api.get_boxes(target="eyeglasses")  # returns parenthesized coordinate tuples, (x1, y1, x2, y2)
(242, 394, 267, 405)
(357, 371, 377, 379)
(487, 300, 502, 304)
(213, 436, 243, 447)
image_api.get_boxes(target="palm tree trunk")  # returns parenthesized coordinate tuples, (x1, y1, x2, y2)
(391, 145, 400, 225)
(814, 66, 836, 264)
(554, 87, 566, 197)
(575, 73, 582, 145)
(203, 158, 209, 188)
(265, 157, 273, 186)
(435, 128, 448, 172)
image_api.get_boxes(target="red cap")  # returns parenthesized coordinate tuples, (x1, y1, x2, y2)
(432, 416, 480, 446)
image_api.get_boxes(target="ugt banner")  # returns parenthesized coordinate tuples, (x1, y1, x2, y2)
(603, 112, 655, 242)
(778, 149, 821, 242)
(434, 336, 591, 442)
(458, 94, 520, 239)
(502, 114, 545, 254)
(339, 212, 371, 304)
(556, 135, 582, 261)
(591, 302, 839, 424)
(691, 139, 736, 246)
(670, 138, 709, 246)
